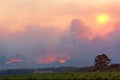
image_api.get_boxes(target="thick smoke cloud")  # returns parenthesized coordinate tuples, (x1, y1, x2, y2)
(0, 18, 120, 69)
(58, 19, 120, 66)
(0, 25, 62, 69)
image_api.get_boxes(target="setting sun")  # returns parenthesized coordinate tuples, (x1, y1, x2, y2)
(97, 14, 109, 24)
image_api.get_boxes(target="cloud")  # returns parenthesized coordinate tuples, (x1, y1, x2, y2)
(0, 18, 120, 69)
(57, 19, 120, 66)
(0, 25, 62, 68)
(57, 19, 93, 66)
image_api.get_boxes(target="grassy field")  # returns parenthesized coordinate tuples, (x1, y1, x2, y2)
(1, 72, 120, 80)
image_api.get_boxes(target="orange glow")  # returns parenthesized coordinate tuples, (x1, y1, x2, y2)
(6, 58, 23, 65)
(60, 59, 66, 63)
(60, 57, 71, 63)
(37, 54, 71, 64)
(38, 56, 57, 64)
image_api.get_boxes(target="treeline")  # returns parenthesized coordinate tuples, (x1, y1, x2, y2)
(1, 64, 120, 76)
(76, 64, 120, 72)
(0, 66, 77, 76)
(1, 54, 120, 75)
(0, 69, 34, 76)
(0, 66, 78, 76)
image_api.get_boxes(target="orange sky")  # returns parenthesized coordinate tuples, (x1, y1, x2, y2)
(0, 0, 120, 34)
(0, 0, 120, 68)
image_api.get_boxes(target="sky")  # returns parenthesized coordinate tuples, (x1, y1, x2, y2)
(0, 0, 120, 69)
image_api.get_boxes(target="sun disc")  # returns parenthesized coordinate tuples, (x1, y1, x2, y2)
(97, 14, 109, 24)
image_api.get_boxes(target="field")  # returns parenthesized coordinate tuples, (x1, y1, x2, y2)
(1, 72, 120, 80)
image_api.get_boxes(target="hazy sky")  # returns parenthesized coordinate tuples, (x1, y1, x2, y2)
(0, 0, 120, 69)
(0, 0, 119, 30)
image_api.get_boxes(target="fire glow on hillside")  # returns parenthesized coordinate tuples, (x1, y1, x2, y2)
(6, 58, 23, 65)
(37, 54, 71, 64)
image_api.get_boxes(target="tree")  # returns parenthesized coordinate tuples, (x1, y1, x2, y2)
(94, 54, 111, 71)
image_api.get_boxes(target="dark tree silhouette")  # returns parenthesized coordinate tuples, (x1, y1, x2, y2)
(94, 54, 111, 71)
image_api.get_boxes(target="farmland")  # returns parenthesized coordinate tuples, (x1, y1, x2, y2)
(1, 72, 120, 80)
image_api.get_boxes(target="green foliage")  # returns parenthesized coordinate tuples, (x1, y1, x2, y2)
(1, 72, 120, 80)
